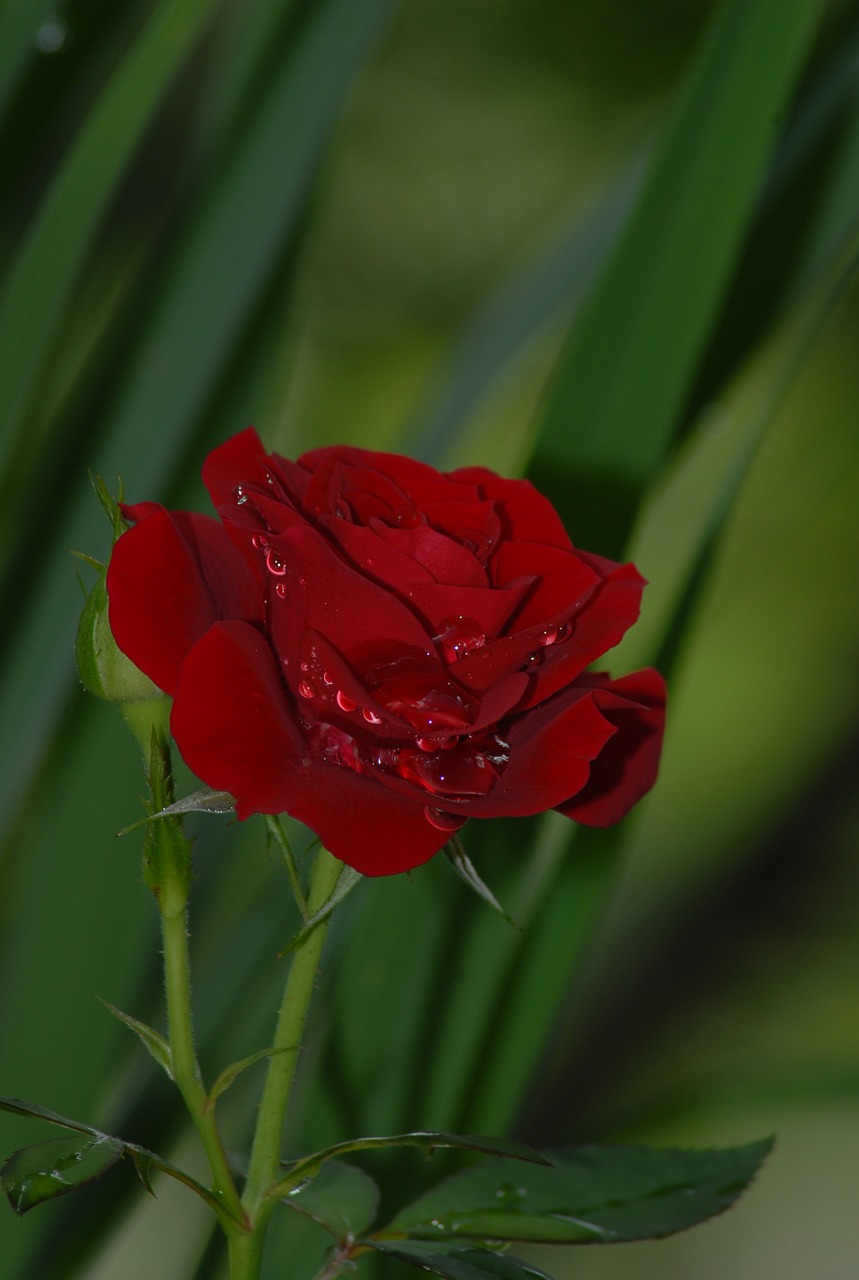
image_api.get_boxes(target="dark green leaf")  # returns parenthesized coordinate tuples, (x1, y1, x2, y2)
(270, 1133, 549, 1201)
(0, 1094, 241, 1225)
(1, 1134, 124, 1214)
(369, 1241, 552, 1280)
(383, 1140, 773, 1244)
(99, 999, 173, 1079)
(283, 1160, 380, 1238)
(0, 1095, 104, 1139)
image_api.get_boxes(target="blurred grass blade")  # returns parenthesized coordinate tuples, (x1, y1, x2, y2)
(531, 0, 823, 536)
(0, 0, 222, 477)
(462, 241, 859, 1138)
(0, 0, 62, 118)
(0, 0, 400, 834)
(409, 158, 646, 465)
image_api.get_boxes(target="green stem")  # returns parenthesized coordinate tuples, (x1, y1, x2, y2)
(161, 908, 246, 1231)
(229, 845, 343, 1279)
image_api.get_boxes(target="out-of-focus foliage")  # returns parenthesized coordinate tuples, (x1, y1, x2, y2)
(1, 0, 858, 1277)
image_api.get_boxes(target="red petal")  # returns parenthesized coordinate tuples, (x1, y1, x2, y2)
(450, 468, 573, 549)
(458, 686, 617, 818)
(107, 508, 264, 695)
(171, 621, 306, 814)
(494, 542, 600, 627)
(172, 627, 454, 875)
(267, 522, 437, 674)
(522, 560, 646, 707)
(370, 520, 486, 586)
(558, 668, 666, 826)
(201, 426, 271, 508)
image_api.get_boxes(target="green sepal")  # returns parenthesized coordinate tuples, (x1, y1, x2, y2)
(99, 998, 173, 1079)
(282, 1160, 380, 1238)
(204, 1046, 290, 1114)
(368, 1242, 552, 1280)
(445, 837, 518, 929)
(277, 864, 363, 957)
(75, 573, 162, 705)
(380, 1139, 774, 1245)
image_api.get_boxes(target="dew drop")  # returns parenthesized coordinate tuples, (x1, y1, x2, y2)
(233, 484, 249, 506)
(265, 547, 286, 575)
(539, 620, 572, 647)
(434, 616, 486, 663)
(300, 661, 310, 672)
(424, 806, 464, 833)
(362, 708, 382, 724)
(275, 582, 287, 598)
(298, 680, 315, 699)
(322, 671, 335, 686)
(335, 497, 352, 519)
(251, 533, 269, 550)
(336, 691, 357, 712)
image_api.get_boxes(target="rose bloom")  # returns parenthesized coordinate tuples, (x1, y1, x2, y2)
(107, 429, 665, 875)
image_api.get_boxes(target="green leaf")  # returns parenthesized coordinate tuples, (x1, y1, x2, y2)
(0, 1096, 103, 1139)
(278, 864, 363, 957)
(369, 1242, 552, 1280)
(382, 1140, 773, 1244)
(205, 1046, 290, 1113)
(118, 787, 236, 835)
(1, 1134, 124, 1214)
(0, 1095, 241, 1226)
(270, 1132, 549, 1201)
(99, 999, 173, 1080)
(283, 1160, 380, 1238)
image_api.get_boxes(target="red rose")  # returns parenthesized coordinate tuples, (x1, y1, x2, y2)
(106, 429, 665, 875)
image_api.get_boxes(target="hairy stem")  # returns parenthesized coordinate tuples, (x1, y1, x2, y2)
(229, 844, 343, 1278)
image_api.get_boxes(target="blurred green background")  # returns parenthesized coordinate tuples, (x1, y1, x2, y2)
(1, 0, 859, 1276)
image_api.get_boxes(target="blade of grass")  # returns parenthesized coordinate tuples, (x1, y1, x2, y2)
(0, 0, 223, 481)
(0, 0, 401, 839)
(530, 0, 824, 551)
(0, 0, 63, 119)
(462, 238, 859, 1140)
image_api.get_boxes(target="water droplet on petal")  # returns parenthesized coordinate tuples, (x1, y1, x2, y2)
(300, 661, 310, 672)
(434, 616, 487, 663)
(251, 533, 269, 550)
(265, 547, 286, 575)
(234, 484, 248, 505)
(336, 691, 357, 712)
(424, 806, 464, 832)
(335, 497, 352, 519)
(362, 708, 382, 724)
(275, 582, 287, 598)
(539, 620, 572, 647)
(322, 671, 335, 686)
(298, 680, 315, 699)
